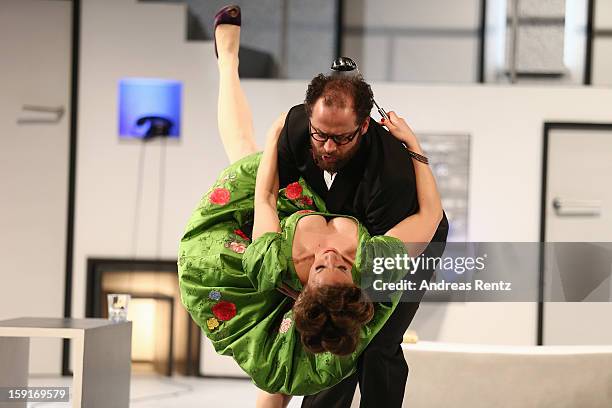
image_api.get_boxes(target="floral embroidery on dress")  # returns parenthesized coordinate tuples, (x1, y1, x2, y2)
(297, 196, 313, 206)
(285, 182, 303, 199)
(220, 172, 237, 183)
(234, 229, 250, 241)
(207, 317, 220, 331)
(223, 228, 250, 254)
(279, 317, 292, 334)
(212, 301, 237, 321)
(209, 188, 231, 205)
(208, 290, 222, 301)
(225, 241, 246, 254)
(284, 182, 315, 209)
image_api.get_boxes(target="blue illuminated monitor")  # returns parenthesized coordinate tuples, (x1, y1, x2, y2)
(118, 78, 182, 139)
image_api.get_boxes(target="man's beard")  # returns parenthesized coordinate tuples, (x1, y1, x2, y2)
(310, 139, 360, 173)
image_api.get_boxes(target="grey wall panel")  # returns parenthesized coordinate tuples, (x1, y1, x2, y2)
(342, 33, 392, 81)
(504, 0, 570, 80)
(287, 0, 337, 78)
(146, 0, 335, 79)
(393, 37, 478, 82)
(342, 0, 480, 83)
(344, 0, 481, 29)
(518, 0, 566, 18)
(513, 26, 566, 72)
(287, 29, 336, 78)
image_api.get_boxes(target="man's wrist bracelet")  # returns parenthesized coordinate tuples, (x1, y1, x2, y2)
(407, 149, 429, 165)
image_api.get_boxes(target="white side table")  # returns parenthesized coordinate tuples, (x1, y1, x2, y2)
(0, 317, 131, 408)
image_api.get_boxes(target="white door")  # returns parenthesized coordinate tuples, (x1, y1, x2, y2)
(0, 0, 71, 373)
(543, 126, 612, 344)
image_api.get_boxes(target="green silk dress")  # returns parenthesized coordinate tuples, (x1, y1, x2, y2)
(178, 152, 409, 395)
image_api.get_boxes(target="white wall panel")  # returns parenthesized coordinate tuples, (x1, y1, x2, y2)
(0, 0, 71, 375)
(594, 0, 612, 29)
(592, 38, 612, 85)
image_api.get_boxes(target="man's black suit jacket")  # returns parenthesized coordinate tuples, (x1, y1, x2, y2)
(277, 103, 448, 245)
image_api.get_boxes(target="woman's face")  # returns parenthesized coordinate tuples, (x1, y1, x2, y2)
(307, 248, 354, 287)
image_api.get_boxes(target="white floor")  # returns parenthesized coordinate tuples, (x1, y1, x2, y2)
(27, 374, 304, 407)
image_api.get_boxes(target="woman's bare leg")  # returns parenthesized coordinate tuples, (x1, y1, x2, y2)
(216, 24, 258, 164)
(256, 390, 292, 408)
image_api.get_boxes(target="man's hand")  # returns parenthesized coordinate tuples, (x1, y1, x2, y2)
(378, 111, 421, 152)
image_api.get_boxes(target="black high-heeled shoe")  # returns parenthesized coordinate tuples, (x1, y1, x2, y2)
(213, 4, 241, 58)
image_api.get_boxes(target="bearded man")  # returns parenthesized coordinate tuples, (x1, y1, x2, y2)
(277, 73, 449, 408)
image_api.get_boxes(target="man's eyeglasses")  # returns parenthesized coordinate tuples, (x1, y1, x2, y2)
(309, 121, 361, 146)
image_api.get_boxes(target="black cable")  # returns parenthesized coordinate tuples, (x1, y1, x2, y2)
(131, 141, 147, 259)
(156, 136, 167, 259)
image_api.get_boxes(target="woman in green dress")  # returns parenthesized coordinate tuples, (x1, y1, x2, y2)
(177, 5, 443, 407)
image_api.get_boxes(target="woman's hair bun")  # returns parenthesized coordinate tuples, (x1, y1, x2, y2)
(293, 284, 374, 356)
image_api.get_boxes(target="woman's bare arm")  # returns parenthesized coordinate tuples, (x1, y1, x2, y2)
(382, 111, 443, 257)
(252, 113, 286, 241)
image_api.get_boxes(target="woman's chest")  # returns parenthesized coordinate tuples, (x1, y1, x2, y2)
(292, 215, 358, 256)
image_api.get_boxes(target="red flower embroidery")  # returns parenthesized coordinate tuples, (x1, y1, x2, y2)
(299, 196, 313, 206)
(234, 229, 250, 241)
(285, 182, 303, 199)
(209, 188, 230, 205)
(212, 301, 237, 321)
